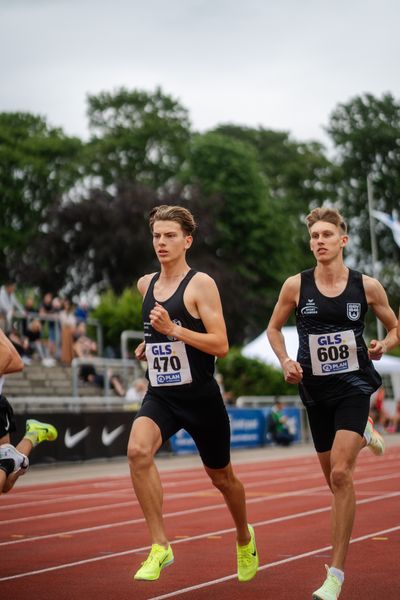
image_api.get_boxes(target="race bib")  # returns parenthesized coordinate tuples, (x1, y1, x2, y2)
(146, 341, 192, 387)
(309, 330, 359, 376)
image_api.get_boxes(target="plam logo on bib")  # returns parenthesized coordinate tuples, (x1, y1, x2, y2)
(347, 303, 361, 321)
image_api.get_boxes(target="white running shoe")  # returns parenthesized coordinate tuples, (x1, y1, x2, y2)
(312, 565, 342, 599)
(364, 416, 385, 456)
(0, 444, 29, 473)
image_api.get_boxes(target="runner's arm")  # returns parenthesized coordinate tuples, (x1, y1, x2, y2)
(149, 274, 229, 358)
(266, 275, 303, 383)
(363, 276, 398, 358)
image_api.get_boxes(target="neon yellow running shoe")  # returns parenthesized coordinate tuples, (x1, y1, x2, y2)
(312, 565, 342, 599)
(364, 416, 385, 456)
(25, 419, 58, 446)
(134, 544, 174, 581)
(237, 524, 259, 582)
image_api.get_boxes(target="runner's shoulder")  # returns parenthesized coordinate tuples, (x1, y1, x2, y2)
(281, 273, 301, 295)
(137, 272, 158, 296)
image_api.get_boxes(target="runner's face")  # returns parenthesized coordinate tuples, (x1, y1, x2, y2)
(152, 220, 192, 263)
(309, 221, 348, 263)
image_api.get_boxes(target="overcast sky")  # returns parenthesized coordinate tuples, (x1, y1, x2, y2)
(1, 0, 399, 146)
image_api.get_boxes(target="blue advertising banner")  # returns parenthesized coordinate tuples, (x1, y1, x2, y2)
(169, 407, 267, 455)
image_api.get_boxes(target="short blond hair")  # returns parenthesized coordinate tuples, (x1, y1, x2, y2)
(149, 205, 197, 236)
(306, 207, 347, 235)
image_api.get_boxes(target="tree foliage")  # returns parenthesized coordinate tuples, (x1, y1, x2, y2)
(86, 87, 191, 189)
(217, 348, 297, 397)
(0, 112, 82, 282)
(327, 93, 400, 302)
(91, 287, 143, 350)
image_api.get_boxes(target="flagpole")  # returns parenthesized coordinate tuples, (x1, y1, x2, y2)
(367, 174, 384, 339)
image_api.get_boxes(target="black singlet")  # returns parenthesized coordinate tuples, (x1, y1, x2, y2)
(296, 268, 382, 403)
(142, 269, 215, 394)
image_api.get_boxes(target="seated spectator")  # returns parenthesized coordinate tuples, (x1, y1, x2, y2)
(25, 319, 56, 367)
(21, 296, 37, 337)
(7, 323, 31, 365)
(369, 386, 391, 431)
(267, 400, 295, 447)
(73, 325, 125, 397)
(125, 377, 148, 405)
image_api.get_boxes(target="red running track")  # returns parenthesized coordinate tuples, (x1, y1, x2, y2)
(1, 446, 400, 599)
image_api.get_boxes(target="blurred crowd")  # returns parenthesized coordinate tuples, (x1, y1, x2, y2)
(0, 281, 90, 367)
(0, 281, 147, 402)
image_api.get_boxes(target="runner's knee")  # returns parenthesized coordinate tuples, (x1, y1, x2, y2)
(330, 465, 352, 490)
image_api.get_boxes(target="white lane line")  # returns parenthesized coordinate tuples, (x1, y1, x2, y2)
(1, 490, 399, 581)
(148, 524, 400, 599)
(1, 487, 399, 548)
(1, 469, 398, 528)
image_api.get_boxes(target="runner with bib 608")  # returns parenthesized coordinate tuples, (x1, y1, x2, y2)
(267, 207, 398, 600)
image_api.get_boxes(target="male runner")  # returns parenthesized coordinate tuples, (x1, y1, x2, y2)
(0, 330, 58, 493)
(128, 205, 258, 583)
(267, 207, 398, 599)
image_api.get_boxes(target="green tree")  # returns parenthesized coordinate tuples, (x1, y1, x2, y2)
(184, 132, 294, 342)
(327, 93, 400, 302)
(0, 112, 82, 282)
(92, 287, 143, 350)
(86, 87, 191, 189)
(217, 348, 297, 397)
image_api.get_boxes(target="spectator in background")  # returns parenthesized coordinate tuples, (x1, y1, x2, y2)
(125, 377, 148, 406)
(25, 319, 56, 367)
(40, 293, 57, 358)
(73, 323, 125, 397)
(7, 323, 31, 365)
(59, 298, 77, 366)
(0, 282, 25, 333)
(74, 301, 89, 324)
(21, 297, 37, 338)
(268, 400, 294, 447)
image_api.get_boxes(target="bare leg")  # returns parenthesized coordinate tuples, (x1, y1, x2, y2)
(317, 430, 364, 570)
(204, 463, 250, 545)
(1, 436, 33, 493)
(127, 416, 169, 547)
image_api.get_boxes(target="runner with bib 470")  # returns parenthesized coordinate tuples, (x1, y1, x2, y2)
(128, 205, 258, 584)
(267, 207, 398, 600)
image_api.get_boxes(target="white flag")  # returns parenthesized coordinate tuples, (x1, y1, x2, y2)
(372, 210, 400, 248)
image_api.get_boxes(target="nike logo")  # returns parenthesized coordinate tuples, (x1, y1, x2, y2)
(64, 427, 90, 448)
(4, 413, 10, 432)
(101, 425, 125, 446)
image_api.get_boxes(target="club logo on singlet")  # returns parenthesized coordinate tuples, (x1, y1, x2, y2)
(347, 303, 361, 321)
(301, 298, 318, 315)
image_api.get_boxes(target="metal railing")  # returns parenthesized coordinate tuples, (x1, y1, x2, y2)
(12, 312, 104, 357)
(71, 356, 141, 398)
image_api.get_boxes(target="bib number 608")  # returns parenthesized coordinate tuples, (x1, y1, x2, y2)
(317, 345, 350, 362)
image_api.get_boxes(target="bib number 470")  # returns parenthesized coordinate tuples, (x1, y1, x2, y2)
(152, 355, 181, 372)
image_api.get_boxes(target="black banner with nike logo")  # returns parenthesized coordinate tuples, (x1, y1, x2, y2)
(11, 411, 140, 464)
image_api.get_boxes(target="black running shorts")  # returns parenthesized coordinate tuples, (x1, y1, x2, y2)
(0, 395, 17, 439)
(304, 393, 370, 453)
(135, 378, 231, 469)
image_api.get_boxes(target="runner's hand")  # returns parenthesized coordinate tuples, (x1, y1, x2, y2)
(368, 339, 385, 361)
(150, 302, 175, 336)
(135, 341, 146, 361)
(282, 358, 303, 384)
